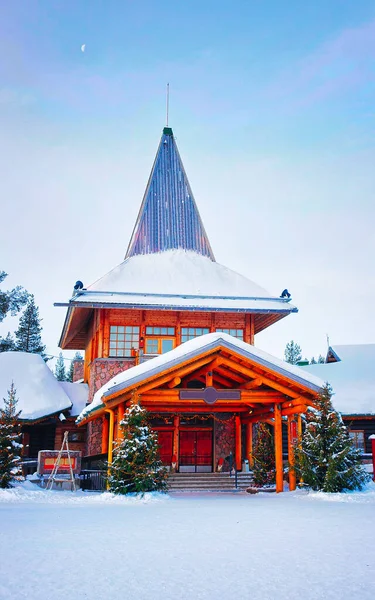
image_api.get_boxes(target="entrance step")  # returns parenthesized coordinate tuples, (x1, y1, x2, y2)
(167, 472, 254, 492)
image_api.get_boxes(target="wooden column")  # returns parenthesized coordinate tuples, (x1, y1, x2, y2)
(103, 310, 109, 358)
(235, 415, 242, 471)
(97, 309, 104, 358)
(106, 409, 115, 465)
(173, 415, 180, 468)
(117, 404, 125, 442)
(274, 403, 283, 493)
(297, 413, 303, 485)
(102, 415, 109, 454)
(288, 416, 297, 491)
(246, 422, 253, 467)
(249, 315, 255, 345)
(206, 370, 213, 387)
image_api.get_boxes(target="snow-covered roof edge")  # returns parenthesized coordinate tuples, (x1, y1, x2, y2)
(77, 333, 324, 423)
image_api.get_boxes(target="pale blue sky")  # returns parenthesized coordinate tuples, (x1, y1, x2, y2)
(1, 1, 375, 364)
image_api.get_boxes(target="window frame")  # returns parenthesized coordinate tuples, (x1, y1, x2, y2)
(181, 327, 210, 343)
(109, 325, 140, 358)
(349, 430, 365, 452)
(215, 328, 244, 340)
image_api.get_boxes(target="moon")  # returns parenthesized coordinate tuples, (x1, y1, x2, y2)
(81, 44, 86, 53)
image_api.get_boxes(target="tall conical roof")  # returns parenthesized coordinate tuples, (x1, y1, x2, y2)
(125, 127, 215, 260)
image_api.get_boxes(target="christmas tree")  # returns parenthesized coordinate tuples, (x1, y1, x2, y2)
(67, 352, 83, 382)
(252, 423, 276, 486)
(15, 295, 46, 359)
(284, 340, 302, 365)
(0, 382, 23, 488)
(108, 403, 168, 494)
(55, 352, 67, 381)
(294, 384, 370, 492)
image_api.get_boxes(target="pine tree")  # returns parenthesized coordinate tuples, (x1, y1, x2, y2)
(67, 351, 83, 382)
(252, 423, 276, 486)
(284, 340, 302, 365)
(0, 332, 16, 352)
(55, 352, 67, 381)
(294, 384, 370, 492)
(0, 382, 23, 488)
(317, 354, 325, 364)
(109, 403, 168, 495)
(14, 295, 46, 358)
(0, 271, 29, 323)
(310, 357, 317, 364)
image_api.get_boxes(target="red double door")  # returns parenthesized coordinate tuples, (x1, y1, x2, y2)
(179, 430, 212, 472)
(157, 429, 213, 472)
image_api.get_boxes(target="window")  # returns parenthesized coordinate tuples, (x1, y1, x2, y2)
(109, 326, 139, 357)
(145, 327, 175, 336)
(349, 430, 365, 452)
(181, 327, 210, 343)
(68, 431, 85, 443)
(145, 326, 175, 355)
(216, 328, 244, 340)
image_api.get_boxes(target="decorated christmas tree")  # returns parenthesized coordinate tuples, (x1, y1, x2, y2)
(252, 423, 275, 486)
(108, 403, 168, 495)
(294, 384, 370, 492)
(0, 382, 23, 488)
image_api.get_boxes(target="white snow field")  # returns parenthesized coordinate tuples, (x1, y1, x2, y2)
(1, 483, 375, 600)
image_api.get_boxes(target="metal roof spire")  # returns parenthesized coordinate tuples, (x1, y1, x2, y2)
(125, 127, 215, 260)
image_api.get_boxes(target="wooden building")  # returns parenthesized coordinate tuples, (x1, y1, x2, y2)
(0, 351, 88, 472)
(56, 126, 324, 491)
(303, 344, 375, 473)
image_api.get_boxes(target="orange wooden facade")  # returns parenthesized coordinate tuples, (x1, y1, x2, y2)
(77, 333, 320, 492)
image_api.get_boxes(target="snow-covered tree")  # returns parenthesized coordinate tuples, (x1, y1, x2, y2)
(0, 332, 16, 353)
(109, 403, 168, 495)
(310, 356, 317, 364)
(317, 354, 325, 364)
(0, 271, 29, 323)
(284, 340, 302, 365)
(14, 295, 46, 359)
(55, 352, 67, 381)
(0, 382, 23, 488)
(252, 423, 275, 486)
(67, 351, 83, 382)
(294, 384, 370, 492)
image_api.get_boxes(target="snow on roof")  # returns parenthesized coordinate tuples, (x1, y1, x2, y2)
(328, 344, 375, 363)
(303, 344, 375, 415)
(72, 250, 295, 314)
(77, 332, 324, 423)
(0, 352, 72, 421)
(59, 381, 89, 417)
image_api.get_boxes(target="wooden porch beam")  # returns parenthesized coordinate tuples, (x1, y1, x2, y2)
(219, 356, 302, 399)
(240, 377, 263, 390)
(167, 377, 181, 389)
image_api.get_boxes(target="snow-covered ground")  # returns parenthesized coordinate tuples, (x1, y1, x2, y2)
(1, 483, 375, 600)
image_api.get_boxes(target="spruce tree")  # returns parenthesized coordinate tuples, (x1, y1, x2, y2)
(109, 403, 168, 494)
(294, 384, 370, 492)
(0, 382, 23, 488)
(14, 295, 46, 358)
(284, 340, 302, 365)
(55, 352, 67, 381)
(67, 351, 83, 382)
(0, 271, 29, 323)
(252, 423, 276, 486)
(0, 332, 16, 352)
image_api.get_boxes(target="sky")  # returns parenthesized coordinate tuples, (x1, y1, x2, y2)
(1, 0, 375, 367)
